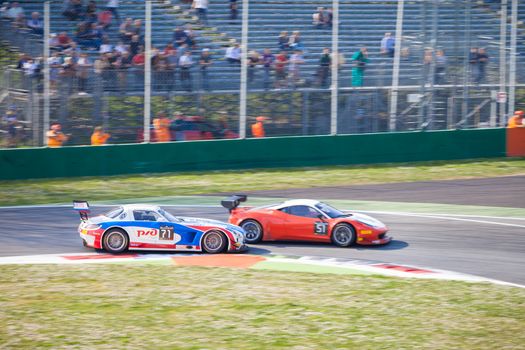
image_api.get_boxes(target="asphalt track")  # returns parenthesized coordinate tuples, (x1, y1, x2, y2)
(0, 176, 524, 285)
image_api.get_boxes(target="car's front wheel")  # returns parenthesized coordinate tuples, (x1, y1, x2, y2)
(102, 229, 129, 253)
(240, 219, 263, 244)
(202, 231, 227, 254)
(331, 223, 356, 247)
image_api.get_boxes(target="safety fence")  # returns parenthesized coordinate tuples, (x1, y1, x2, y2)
(1, 0, 524, 148)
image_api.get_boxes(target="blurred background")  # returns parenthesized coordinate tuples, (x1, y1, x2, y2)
(0, 0, 524, 147)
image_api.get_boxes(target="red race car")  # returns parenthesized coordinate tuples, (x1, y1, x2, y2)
(222, 195, 391, 247)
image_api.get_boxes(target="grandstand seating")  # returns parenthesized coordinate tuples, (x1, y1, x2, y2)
(1, 0, 524, 141)
(9, 0, 525, 91)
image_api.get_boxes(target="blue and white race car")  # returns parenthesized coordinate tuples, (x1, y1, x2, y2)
(74, 201, 247, 254)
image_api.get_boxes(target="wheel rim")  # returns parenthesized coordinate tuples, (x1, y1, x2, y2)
(242, 221, 261, 241)
(204, 232, 223, 251)
(333, 225, 353, 245)
(106, 232, 126, 251)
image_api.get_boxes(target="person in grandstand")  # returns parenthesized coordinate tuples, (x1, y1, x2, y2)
(47, 123, 69, 147)
(90, 126, 111, 145)
(274, 50, 288, 89)
(179, 50, 194, 91)
(261, 48, 275, 90)
(351, 47, 369, 87)
(105, 0, 120, 24)
(192, 0, 209, 26)
(26, 11, 43, 35)
(476, 48, 489, 84)
(289, 50, 304, 88)
(508, 111, 524, 129)
(318, 47, 331, 88)
(199, 48, 212, 91)
(380, 32, 395, 58)
(225, 43, 241, 64)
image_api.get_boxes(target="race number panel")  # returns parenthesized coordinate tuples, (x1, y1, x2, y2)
(314, 222, 328, 235)
(159, 226, 175, 241)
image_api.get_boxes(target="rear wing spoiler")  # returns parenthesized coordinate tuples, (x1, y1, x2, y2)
(73, 200, 90, 221)
(221, 195, 247, 212)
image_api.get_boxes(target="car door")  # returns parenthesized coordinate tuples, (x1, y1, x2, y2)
(279, 205, 329, 241)
(130, 210, 182, 248)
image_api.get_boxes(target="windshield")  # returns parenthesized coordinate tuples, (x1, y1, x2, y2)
(315, 202, 348, 218)
(158, 208, 179, 222)
(104, 207, 124, 219)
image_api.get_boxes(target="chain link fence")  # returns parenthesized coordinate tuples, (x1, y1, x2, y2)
(1, 0, 524, 148)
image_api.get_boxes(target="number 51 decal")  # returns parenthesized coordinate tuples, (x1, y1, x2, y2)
(314, 222, 328, 235)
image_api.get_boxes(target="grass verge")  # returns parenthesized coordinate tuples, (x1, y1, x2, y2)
(1, 158, 524, 206)
(0, 264, 523, 349)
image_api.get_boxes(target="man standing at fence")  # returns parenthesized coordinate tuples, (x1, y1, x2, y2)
(47, 123, 69, 147)
(508, 110, 524, 128)
(251, 116, 267, 138)
(91, 126, 111, 145)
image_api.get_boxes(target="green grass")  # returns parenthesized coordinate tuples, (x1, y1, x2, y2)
(0, 264, 523, 349)
(1, 158, 524, 206)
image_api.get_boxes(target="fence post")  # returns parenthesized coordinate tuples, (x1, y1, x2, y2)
(388, 0, 404, 131)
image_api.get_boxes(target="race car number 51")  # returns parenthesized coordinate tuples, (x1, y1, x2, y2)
(314, 222, 328, 235)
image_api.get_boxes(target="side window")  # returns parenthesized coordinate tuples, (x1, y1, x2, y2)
(285, 205, 320, 219)
(133, 210, 162, 222)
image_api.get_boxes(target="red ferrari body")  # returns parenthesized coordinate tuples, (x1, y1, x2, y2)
(224, 197, 391, 247)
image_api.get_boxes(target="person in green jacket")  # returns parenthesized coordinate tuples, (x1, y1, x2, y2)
(351, 47, 369, 87)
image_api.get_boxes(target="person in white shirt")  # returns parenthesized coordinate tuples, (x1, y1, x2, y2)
(192, 0, 208, 25)
(225, 43, 241, 65)
(179, 51, 193, 91)
(6, 1, 23, 20)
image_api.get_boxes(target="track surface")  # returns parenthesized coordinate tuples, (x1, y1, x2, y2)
(0, 176, 524, 284)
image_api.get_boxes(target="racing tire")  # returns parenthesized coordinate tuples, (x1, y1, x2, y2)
(202, 230, 227, 254)
(331, 223, 356, 247)
(102, 228, 129, 254)
(240, 219, 263, 244)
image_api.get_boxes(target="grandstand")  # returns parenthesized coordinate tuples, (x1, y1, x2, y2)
(1, 0, 524, 146)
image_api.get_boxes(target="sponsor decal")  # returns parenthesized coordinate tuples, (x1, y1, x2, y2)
(137, 229, 158, 237)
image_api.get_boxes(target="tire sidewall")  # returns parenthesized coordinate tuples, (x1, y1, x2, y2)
(103, 229, 129, 253)
(240, 219, 263, 244)
(331, 223, 356, 247)
(202, 231, 227, 254)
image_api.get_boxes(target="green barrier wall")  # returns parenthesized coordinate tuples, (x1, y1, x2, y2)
(0, 128, 506, 180)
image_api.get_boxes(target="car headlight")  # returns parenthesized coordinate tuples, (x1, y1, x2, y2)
(353, 214, 385, 228)
(84, 224, 101, 230)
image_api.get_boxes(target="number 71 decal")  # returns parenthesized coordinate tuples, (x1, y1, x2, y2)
(314, 222, 328, 235)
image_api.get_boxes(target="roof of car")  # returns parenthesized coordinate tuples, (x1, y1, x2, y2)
(121, 204, 162, 211)
(272, 199, 321, 208)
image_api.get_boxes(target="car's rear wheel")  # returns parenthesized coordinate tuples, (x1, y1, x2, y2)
(331, 223, 356, 247)
(240, 219, 263, 244)
(202, 231, 227, 254)
(102, 228, 129, 253)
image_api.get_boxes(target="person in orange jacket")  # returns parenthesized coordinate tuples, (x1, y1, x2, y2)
(251, 116, 267, 138)
(508, 110, 524, 128)
(91, 126, 111, 145)
(47, 123, 69, 147)
(153, 111, 172, 142)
